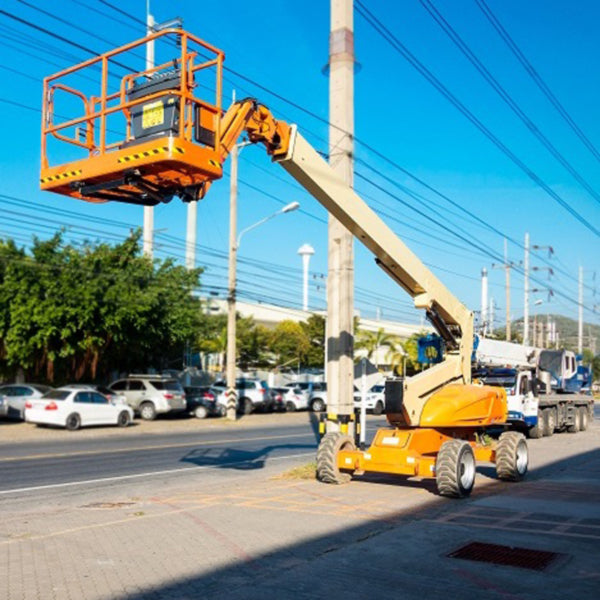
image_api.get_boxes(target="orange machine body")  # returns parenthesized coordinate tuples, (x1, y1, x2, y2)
(339, 384, 506, 479)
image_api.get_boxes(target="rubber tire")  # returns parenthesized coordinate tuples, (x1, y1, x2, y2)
(240, 398, 253, 416)
(528, 410, 544, 439)
(373, 401, 384, 416)
(567, 407, 581, 433)
(65, 413, 81, 431)
(194, 405, 208, 419)
(139, 402, 157, 421)
(495, 431, 528, 481)
(316, 432, 355, 484)
(579, 406, 589, 431)
(285, 401, 296, 412)
(311, 398, 325, 413)
(435, 440, 476, 498)
(543, 408, 556, 437)
(117, 411, 131, 428)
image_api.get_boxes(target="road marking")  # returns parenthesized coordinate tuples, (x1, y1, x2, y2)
(0, 451, 316, 496)
(0, 431, 315, 463)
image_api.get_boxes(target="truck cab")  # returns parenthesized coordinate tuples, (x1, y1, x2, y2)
(476, 367, 538, 430)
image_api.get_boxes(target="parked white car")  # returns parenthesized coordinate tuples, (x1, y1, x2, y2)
(25, 387, 134, 431)
(354, 384, 385, 415)
(271, 387, 308, 411)
(309, 384, 362, 413)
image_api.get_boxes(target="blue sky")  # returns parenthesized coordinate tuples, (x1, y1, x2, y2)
(1, 0, 599, 333)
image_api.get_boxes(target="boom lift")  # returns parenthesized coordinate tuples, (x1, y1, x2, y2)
(40, 30, 529, 497)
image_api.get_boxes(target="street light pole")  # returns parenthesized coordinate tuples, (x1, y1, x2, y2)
(225, 143, 240, 421)
(225, 146, 300, 420)
(143, 10, 155, 259)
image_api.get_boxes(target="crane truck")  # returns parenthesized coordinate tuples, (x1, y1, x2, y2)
(473, 338, 593, 437)
(39, 29, 529, 498)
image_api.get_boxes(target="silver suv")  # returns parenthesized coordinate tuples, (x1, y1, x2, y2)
(212, 378, 273, 415)
(109, 375, 186, 420)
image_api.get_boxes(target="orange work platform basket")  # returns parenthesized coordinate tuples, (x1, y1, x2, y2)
(40, 30, 225, 205)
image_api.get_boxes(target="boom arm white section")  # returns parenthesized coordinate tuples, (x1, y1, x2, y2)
(276, 128, 474, 425)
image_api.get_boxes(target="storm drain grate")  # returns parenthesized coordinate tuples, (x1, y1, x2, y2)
(448, 541, 564, 571)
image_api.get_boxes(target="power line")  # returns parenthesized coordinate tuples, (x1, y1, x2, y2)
(420, 0, 600, 208)
(475, 0, 600, 166)
(354, 0, 600, 238)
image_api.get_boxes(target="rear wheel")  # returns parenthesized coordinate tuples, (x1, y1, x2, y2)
(317, 432, 355, 484)
(435, 440, 476, 498)
(311, 398, 325, 413)
(543, 408, 556, 436)
(579, 406, 589, 431)
(495, 431, 528, 481)
(528, 410, 544, 439)
(117, 411, 131, 428)
(373, 401, 384, 416)
(239, 398, 253, 415)
(65, 413, 81, 431)
(139, 402, 156, 421)
(285, 401, 296, 412)
(567, 407, 581, 433)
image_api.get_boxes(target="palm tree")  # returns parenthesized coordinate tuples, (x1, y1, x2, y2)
(355, 327, 397, 368)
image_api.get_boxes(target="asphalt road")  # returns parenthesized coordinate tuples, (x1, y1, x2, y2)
(0, 415, 388, 495)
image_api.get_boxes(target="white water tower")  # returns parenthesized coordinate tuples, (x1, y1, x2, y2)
(298, 244, 315, 311)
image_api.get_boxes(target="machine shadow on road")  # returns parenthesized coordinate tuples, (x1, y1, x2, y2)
(120, 439, 600, 600)
(180, 443, 315, 471)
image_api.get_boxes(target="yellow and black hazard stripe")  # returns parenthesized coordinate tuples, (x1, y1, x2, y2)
(117, 145, 185, 164)
(40, 169, 82, 184)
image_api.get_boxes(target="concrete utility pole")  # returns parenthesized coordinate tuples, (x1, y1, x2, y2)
(298, 244, 315, 311)
(143, 11, 155, 258)
(523, 232, 530, 345)
(480, 268, 488, 336)
(489, 296, 495, 334)
(326, 0, 355, 432)
(578, 265, 583, 354)
(492, 239, 516, 341)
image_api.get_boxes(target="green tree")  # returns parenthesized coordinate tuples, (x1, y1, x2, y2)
(300, 314, 325, 368)
(0, 231, 202, 383)
(269, 320, 310, 367)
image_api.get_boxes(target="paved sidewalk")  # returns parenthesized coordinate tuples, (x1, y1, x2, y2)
(1, 420, 599, 599)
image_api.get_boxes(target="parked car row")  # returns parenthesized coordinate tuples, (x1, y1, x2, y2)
(1, 376, 387, 431)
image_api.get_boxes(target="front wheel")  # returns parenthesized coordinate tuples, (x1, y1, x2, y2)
(65, 413, 81, 431)
(194, 405, 208, 419)
(372, 401, 384, 416)
(316, 432, 355, 484)
(311, 398, 325, 413)
(436, 440, 476, 498)
(528, 410, 544, 439)
(495, 431, 528, 481)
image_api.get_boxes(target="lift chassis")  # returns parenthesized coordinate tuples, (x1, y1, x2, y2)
(40, 29, 529, 497)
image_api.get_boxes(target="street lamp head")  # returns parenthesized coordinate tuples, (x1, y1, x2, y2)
(298, 243, 315, 256)
(281, 201, 300, 213)
(534, 299, 543, 306)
